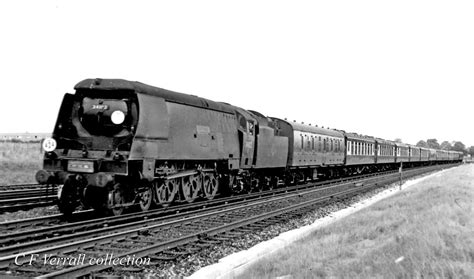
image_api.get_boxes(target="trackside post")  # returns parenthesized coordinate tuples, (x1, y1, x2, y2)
(399, 162, 403, 190)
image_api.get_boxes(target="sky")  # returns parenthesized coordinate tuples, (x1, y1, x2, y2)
(1, 0, 473, 147)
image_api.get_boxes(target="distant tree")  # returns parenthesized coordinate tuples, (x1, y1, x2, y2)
(426, 139, 440, 149)
(394, 138, 402, 143)
(440, 141, 453, 150)
(468, 146, 474, 157)
(416, 140, 428, 147)
(451, 141, 466, 154)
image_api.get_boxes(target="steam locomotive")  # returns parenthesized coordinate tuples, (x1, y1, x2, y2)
(36, 79, 463, 215)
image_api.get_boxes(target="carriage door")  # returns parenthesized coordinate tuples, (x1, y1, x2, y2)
(237, 115, 255, 168)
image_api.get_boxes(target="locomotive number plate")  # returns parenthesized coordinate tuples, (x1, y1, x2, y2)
(92, 104, 109, 110)
(67, 160, 94, 173)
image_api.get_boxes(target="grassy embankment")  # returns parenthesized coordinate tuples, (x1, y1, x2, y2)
(239, 164, 474, 278)
(0, 141, 43, 185)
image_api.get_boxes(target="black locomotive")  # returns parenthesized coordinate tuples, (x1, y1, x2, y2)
(36, 79, 463, 215)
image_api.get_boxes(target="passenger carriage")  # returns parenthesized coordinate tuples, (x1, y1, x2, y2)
(395, 142, 410, 163)
(375, 138, 396, 165)
(271, 119, 345, 180)
(409, 145, 421, 162)
(344, 133, 376, 174)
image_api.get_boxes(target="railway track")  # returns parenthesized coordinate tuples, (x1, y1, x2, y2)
(0, 169, 375, 233)
(0, 168, 384, 234)
(0, 184, 42, 191)
(0, 184, 57, 213)
(0, 164, 455, 278)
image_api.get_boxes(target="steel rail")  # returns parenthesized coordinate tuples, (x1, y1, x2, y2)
(0, 198, 57, 213)
(0, 183, 41, 191)
(0, 188, 57, 200)
(0, 184, 58, 213)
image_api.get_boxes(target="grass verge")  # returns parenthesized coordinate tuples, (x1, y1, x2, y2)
(238, 165, 474, 279)
(0, 141, 42, 185)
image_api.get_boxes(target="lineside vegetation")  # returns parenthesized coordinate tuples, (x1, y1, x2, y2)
(0, 141, 42, 185)
(239, 165, 473, 278)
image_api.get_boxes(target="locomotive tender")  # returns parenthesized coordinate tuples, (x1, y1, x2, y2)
(36, 78, 463, 215)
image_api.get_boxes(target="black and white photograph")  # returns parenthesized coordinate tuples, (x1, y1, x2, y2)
(0, 1, 473, 278)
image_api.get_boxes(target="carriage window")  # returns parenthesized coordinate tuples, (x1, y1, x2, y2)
(301, 134, 304, 149)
